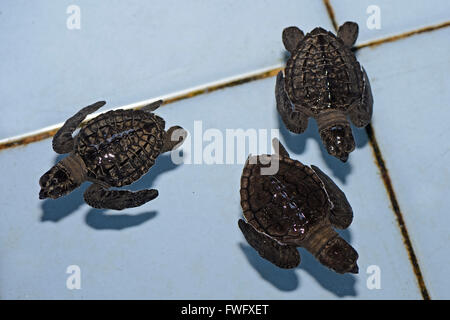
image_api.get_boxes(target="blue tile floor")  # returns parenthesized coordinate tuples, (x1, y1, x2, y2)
(0, 1, 448, 299)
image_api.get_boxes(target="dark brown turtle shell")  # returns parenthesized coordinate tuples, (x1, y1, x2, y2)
(285, 27, 363, 114)
(75, 109, 165, 187)
(240, 154, 330, 245)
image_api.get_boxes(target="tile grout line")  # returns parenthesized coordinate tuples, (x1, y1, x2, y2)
(356, 21, 450, 50)
(323, 0, 339, 31)
(323, 0, 431, 300)
(0, 19, 448, 153)
(365, 125, 430, 300)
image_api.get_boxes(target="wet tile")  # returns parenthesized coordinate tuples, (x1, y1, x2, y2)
(0, 77, 421, 299)
(330, 0, 450, 44)
(355, 27, 450, 299)
(0, 0, 332, 139)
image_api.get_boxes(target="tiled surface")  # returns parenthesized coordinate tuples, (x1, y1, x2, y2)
(0, 0, 449, 299)
(0, 0, 332, 139)
(0, 78, 421, 299)
(356, 28, 450, 299)
(330, 0, 450, 44)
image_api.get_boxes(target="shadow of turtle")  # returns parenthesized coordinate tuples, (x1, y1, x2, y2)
(277, 112, 368, 184)
(40, 153, 181, 231)
(297, 228, 357, 297)
(238, 228, 357, 297)
(238, 243, 299, 292)
(282, 50, 290, 63)
(85, 209, 157, 230)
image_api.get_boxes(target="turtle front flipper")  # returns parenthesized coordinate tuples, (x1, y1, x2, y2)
(238, 219, 300, 269)
(53, 101, 106, 154)
(276, 71, 309, 134)
(84, 183, 158, 210)
(161, 126, 187, 153)
(311, 165, 353, 229)
(348, 67, 373, 128)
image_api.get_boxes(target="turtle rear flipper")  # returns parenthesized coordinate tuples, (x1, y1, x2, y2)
(141, 100, 163, 113)
(337, 21, 359, 47)
(276, 71, 309, 134)
(272, 137, 289, 158)
(84, 183, 158, 210)
(53, 101, 106, 154)
(161, 126, 187, 153)
(282, 26, 304, 53)
(311, 165, 353, 229)
(238, 219, 300, 269)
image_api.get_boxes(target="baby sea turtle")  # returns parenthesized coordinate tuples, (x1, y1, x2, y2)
(238, 138, 358, 274)
(39, 100, 186, 210)
(277, 22, 373, 162)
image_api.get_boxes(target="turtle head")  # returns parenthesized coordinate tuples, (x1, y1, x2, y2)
(39, 155, 85, 199)
(319, 123, 355, 162)
(318, 236, 359, 274)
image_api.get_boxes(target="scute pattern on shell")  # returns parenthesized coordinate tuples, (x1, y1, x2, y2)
(285, 27, 363, 114)
(240, 155, 329, 244)
(75, 109, 165, 187)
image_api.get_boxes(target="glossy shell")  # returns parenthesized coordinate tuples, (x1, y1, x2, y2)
(285, 27, 363, 114)
(240, 155, 331, 245)
(75, 109, 165, 187)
